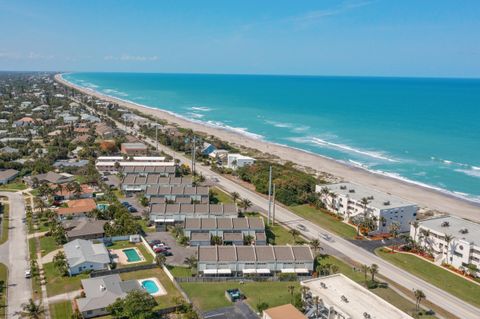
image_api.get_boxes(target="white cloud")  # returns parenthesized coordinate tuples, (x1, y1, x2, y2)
(104, 54, 159, 62)
(0, 51, 54, 60)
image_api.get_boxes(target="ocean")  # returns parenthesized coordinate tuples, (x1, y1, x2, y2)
(63, 72, 480, 203)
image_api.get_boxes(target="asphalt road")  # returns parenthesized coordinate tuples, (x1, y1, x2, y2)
(0, 192, 31, 318)
(77, 98, 480, 318)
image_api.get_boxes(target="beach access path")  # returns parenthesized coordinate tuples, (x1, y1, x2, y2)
(66, 94, 480, 319)
(0, 192, 32, 318)
(54, 74, 480, 222)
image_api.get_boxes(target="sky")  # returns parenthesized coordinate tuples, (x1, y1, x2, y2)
(0, 0, 479, 78)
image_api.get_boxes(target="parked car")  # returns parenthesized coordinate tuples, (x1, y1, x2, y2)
(25, 269, 32, 278)
(153, 243, 170, 250)
(158, 251, 173, 256)
(128, 206, 137, 213)
(149, 240, 162, 246)
(154, 247, 168, 253)
(121, 201, 131, 207)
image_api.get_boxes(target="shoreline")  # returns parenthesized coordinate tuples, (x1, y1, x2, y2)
(55, 73, 480, 222)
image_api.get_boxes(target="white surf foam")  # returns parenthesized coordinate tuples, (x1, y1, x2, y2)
(190, 106, 212, 112)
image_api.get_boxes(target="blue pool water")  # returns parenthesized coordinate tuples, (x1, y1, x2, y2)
(141, 280, 159, 294)
(64, 72, 480, 204)
(123, 248, 141, 262)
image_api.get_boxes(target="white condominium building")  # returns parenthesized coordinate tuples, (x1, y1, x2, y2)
(411, 215, 480, 272)
(316, 182, 417, 233)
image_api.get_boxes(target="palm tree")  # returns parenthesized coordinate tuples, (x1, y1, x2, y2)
(33, 197, 46, 215)
(15, 299, 44, 319)
(289, 229, 300, 242)
(320, 187, 330, 205)
(309, 239, 321, 255)
(231, 192, 240, 203)
(411, 221, 420, 242)
(300, 286, 310, 300)
(361, 264, 370, 286)
(444, 234, 454, 265)
(414, 289, 426, 312)
(369, 264, 379, 282)
(239, 198, 252, 213)
(244, 234, 254, 245)
(360, 197, 370, 220)
(184, 256, 198, 271)
(287, 285, 295, 303)
(389, 222, 400, 253)
(53, 251, 68, 276)
(156, 254, 167, 266)
(211, 235, 223, 245)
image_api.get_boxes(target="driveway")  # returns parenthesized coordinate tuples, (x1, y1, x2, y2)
(0, 192, 31, 318)
(203, 302, 259, 319)
(144, 231, 196, 266)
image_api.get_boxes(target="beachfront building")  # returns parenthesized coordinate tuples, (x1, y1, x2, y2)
(184, 217, 266, 246)
(149, 203, 238, 230)
(262, 304, 306, 319)
(95, 161, 176, 174)
(76, 274, 141, 318)
(316, 182, 417, 233)
(120, 142, 148, 155)
(227, 153, 256, 169)
(411, 215, 480, 273)
(64, 239, 111, 276)
(197, 245, 314, 276)
(97, 156, 166, 162)
(145, 185, 209, 202)
(121, 174, 192, 193)
(301, 274, 413, 319)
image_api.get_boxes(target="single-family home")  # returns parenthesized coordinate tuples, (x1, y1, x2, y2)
(57, 198, 97, 220)
(63, 219, 106, 241)
(120, 142, 148, 156)
(64, 239, 110, 275)
(227, 154, 256, 169)
(0, 169, 19, 185)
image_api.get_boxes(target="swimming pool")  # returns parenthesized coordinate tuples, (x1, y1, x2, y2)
(141, 280, 159, 294)
(123, 248, 141, 262)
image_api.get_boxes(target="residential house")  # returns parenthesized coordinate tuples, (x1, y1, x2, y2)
(0, 169, 19, 185)
(121, 174, 192, 192)
(150, 203, 238, 230)
(95, 123, 116, 138)
(227, 154, 256, 169)
(197, 245, 314, 276)
(262, 304, 306, 319)
(120, 142, 148, 156)
(63, 219, 106, 241)
(0, 146, 19, 154)
(13, 116, 36, 128)
(95, 161, 176, 174)
(24, 171, 74, 186)
(57, 198, 97, 220)
(76, 274, 141, 318)
(201, 142, 216, 156)
(64, 239, 110, 275)
(53, 159, 89, 169)
(145, 185, 209, 202)
(184, 217, 266, 246)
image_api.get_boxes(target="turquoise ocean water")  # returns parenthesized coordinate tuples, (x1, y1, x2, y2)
(64, 73, 480, 203)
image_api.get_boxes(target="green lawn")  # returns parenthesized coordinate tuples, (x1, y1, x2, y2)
(50, 300, 73, 319)
(109, 240, 154, 266)
(166, 265, 193, 278)
(44, 262, 89, 297)
(120, 267, 183, 308)
(210, 187, 234, 204)
(0, 204, 9, 245)
(28, 238, 37, 260)
(290, 204, 357, 238)
(0, 263, 8, 319)
(180, 281, 301, 312)
(245, 212, 300, 245)
(39, 235, 59, 256)
(138, 219, 155, 233)
(0, 182, 27, 191)
(376, 248, 480, 308)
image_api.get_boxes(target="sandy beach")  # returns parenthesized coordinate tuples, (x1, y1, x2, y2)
(55, 73, 480, 222)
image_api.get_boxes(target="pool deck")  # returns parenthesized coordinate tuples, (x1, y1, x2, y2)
(139, 277, 167, 297)
(110, 247, 146, 265)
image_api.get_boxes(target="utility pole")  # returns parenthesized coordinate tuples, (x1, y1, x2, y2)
(155, 124, 158, 151)
(272, 183, 276, 225)
(191, 136, 196, 176)
(267, 165, 272, 225)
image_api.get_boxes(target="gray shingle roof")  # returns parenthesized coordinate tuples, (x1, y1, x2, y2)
(64, 239, 110, 268)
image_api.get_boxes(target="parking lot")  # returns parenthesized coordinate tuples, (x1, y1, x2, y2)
(144, 230, 196, 266)
(203, 302, 259, 319)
